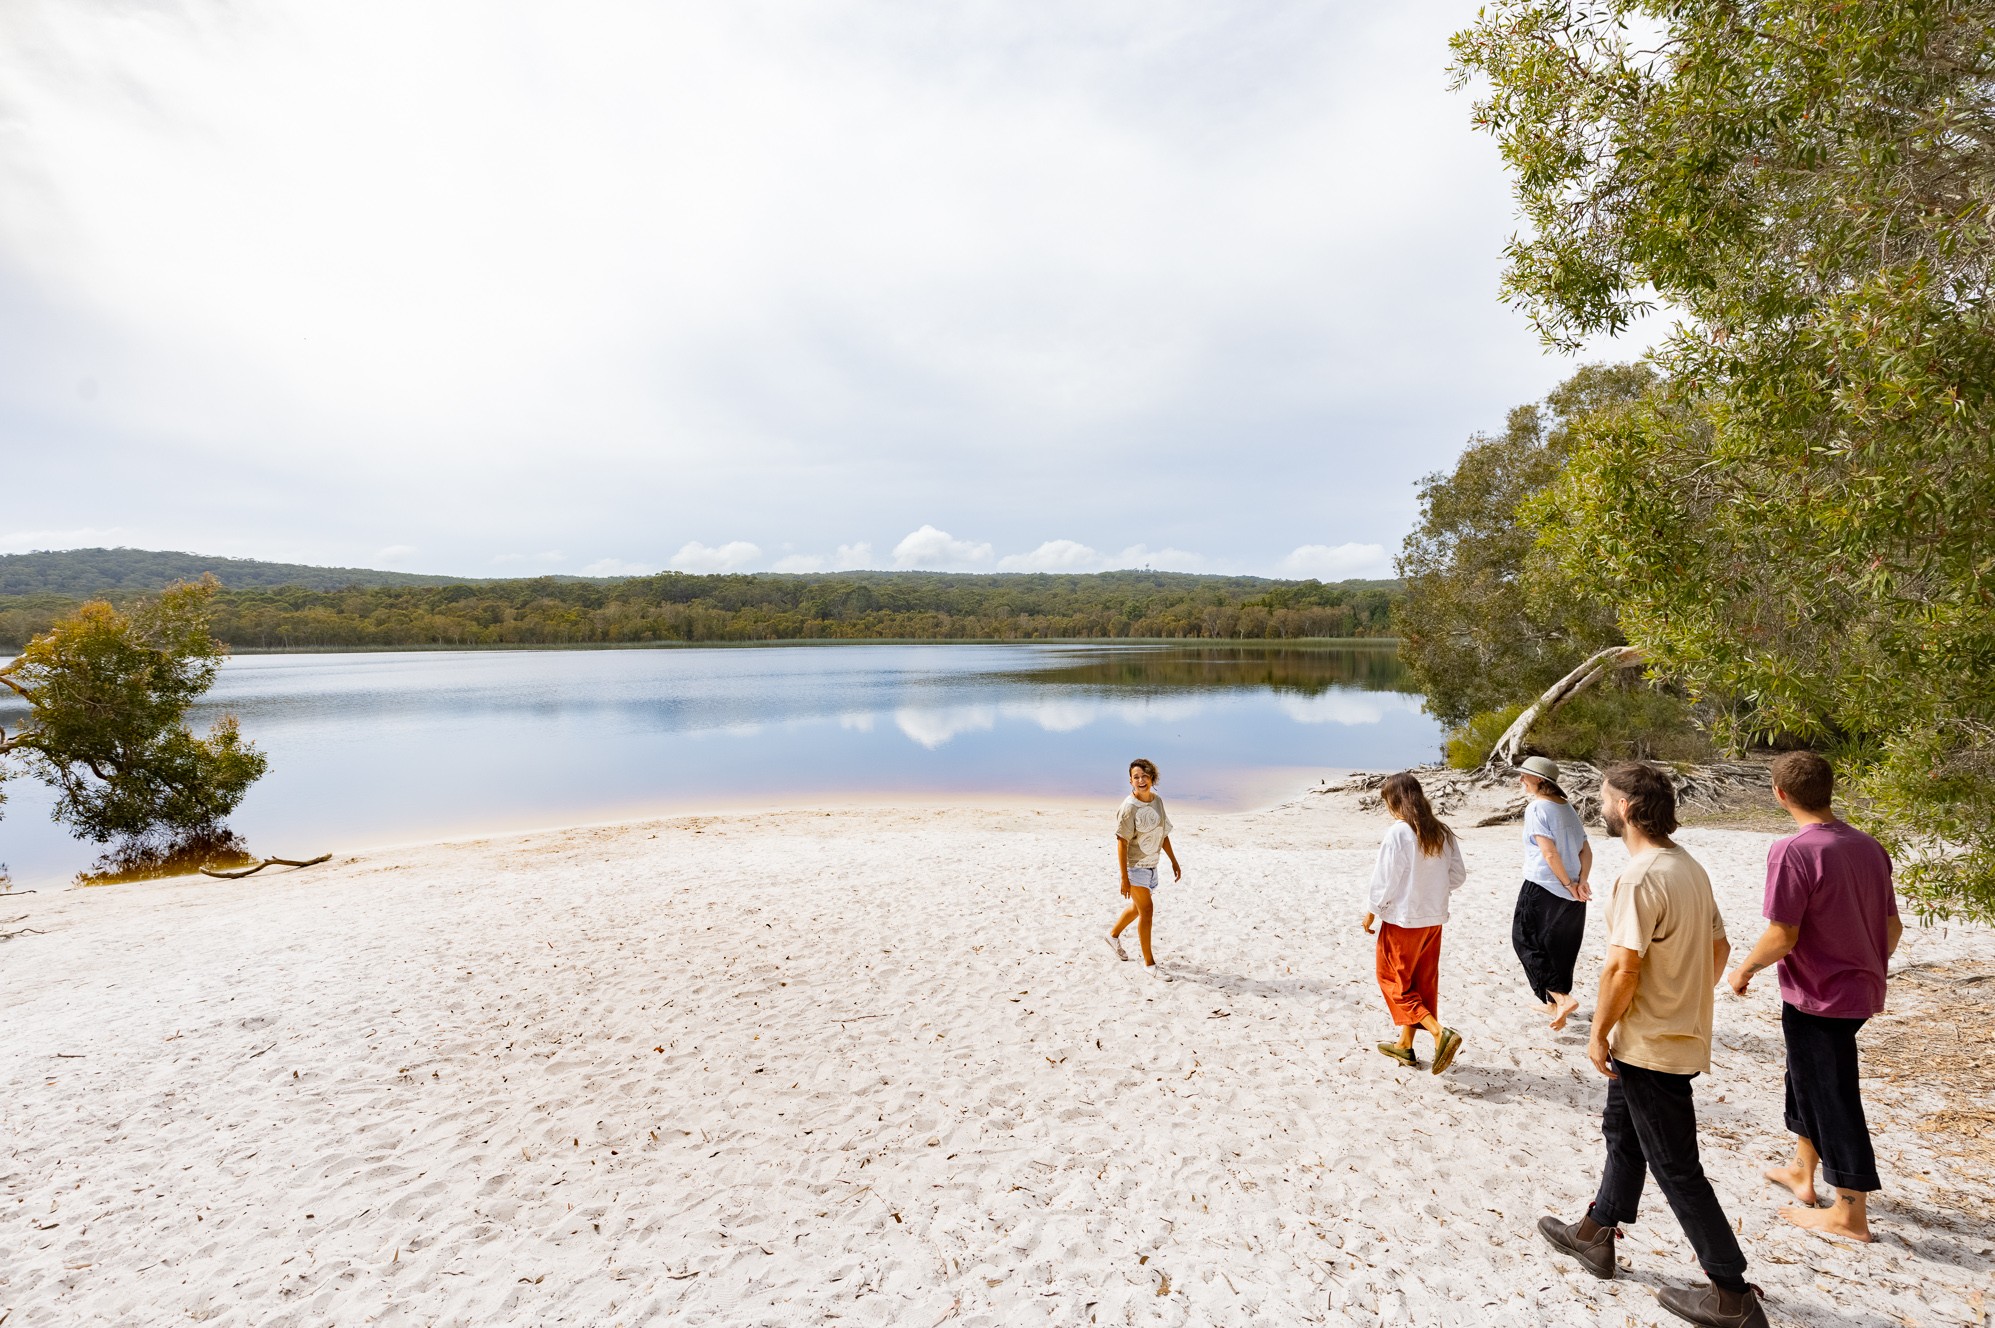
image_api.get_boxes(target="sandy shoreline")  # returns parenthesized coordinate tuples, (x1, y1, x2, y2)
(3, 789, 1991, 1326)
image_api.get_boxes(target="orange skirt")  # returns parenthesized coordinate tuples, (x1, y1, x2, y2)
(1376, 922, 1442, 1027)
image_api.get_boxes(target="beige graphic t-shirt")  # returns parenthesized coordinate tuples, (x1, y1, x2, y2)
(1604, 844, 1728, 1075)
(1115, 794, 1173, 868)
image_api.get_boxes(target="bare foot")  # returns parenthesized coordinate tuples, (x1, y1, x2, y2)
(1548, 993, 1580, 1031)
(1763, 1163, 1818, 1206)
(1782, 1202, 1872, 1242)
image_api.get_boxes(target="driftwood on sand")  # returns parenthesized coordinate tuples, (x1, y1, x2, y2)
(199, 853, 333, 880)
(1327, 759, 1773, 827)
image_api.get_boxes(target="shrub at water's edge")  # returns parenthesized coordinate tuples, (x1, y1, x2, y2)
(0, 579, 269, 879)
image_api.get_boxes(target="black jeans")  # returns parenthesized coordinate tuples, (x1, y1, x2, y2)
(1783, 1002, 1880, 1191)
(1588, 1059, 1749, 1291)
(1511, 880, 1586, 1002)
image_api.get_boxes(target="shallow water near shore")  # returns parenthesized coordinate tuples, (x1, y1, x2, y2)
(0, 641, 1441, 885)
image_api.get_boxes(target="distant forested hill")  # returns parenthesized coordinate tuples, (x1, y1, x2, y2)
(0, 551, 1401, 647)
(0, 547, 476, 595)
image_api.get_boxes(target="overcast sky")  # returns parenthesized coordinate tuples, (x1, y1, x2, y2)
(0, 2, 1655, 580)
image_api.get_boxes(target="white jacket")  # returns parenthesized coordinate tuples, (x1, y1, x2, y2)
(1367, 820, 1467, 928)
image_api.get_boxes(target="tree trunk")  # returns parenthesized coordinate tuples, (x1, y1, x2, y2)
(1487, 645, 1645, 769)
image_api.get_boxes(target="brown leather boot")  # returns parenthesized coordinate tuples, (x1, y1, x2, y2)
(1657, 1282, 1770, 1328)
(1536, 1214, 1616, 1279)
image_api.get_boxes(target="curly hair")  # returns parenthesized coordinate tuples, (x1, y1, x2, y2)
(1128, 758, 1160, 784)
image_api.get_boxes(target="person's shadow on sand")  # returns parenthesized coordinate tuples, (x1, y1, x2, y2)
(1162, 965, 1352, 1004)
(1443, 1064, 1598, 1111)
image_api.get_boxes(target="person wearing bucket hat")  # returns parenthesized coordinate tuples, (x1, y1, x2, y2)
(1511, 754, 1594, 1029)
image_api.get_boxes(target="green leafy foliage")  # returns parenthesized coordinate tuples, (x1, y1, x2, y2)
(0, 547, 478, 595)
(1445, 687, 1711, 770)
(0, 572, 1402, 649)
(1454, 0, 1995, 918)
(1395, 364, 1647, 725)
(1446, 705, 1526, 769)
(0, 580, 268, 850)
(1532, 687, 1714, 766)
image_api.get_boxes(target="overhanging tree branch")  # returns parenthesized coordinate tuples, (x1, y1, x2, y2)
(1487, 645, 1647, 769)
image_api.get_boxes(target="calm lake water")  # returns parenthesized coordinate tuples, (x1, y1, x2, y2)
(0, 642, 1442, 886)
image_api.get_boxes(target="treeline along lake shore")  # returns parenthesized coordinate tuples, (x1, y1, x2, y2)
(0, 563, 1398, 650)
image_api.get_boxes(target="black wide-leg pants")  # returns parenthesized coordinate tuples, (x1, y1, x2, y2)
(1511, 879, 1586, 1002)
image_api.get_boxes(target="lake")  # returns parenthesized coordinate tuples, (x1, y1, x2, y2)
(0, 642, 1442, 886)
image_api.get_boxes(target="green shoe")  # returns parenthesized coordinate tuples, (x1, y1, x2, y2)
(1431, 1027, 1463, 1075)
(1377, 1042, 1419, 1068)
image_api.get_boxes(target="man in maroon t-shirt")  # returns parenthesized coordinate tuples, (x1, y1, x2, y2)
(1727, 751, 1902, 1242)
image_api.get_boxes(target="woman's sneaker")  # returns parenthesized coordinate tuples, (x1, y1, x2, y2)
(1104, 934, 1128, 961)
(1431, 1026, 1464, 1074)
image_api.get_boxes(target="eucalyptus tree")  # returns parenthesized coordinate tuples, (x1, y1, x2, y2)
(1453, 0, 1995, 916)
(1395, 363, 1649, 727)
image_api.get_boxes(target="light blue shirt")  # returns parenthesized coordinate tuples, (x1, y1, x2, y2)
(1522, 796, 1587, 900)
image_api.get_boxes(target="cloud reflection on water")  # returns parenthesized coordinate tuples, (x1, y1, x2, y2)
(0, 642, 1442, 884)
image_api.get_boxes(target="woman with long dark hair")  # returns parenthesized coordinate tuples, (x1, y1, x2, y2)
(1510, 755, 1594, 1029)
(1363, 772, 1467, 1073)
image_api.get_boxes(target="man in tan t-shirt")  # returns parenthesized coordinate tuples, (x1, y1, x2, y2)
(1537, 763, 1767, 1328)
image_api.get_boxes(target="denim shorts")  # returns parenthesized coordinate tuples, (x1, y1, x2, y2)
(1127, 865, 1160, 890)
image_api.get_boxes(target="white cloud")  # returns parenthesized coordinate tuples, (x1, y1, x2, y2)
(1000, 698, 1098, 732)
(492, 550, 566, 565)
(771, 542, 877, 574)
(997, 539, 1100, 572)
(1277, 542, 1392, 580)
(580, 557, 655, 577)
(894, 705, 996, 749)
(0, 6, 1655, 575)
(670, 541, 762, 573)
(1275, 691, 1425, 726)
(1109, 545, 1207, 573)
(374, 544, 419, 563)
(892, 525, 993, 570)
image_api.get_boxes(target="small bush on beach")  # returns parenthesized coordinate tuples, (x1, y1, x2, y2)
(2, 578, 267, 879)
(1533, 688, 1713, 766)
(1447, 689, 1711, 770)
(1446, 705, 1524, 769)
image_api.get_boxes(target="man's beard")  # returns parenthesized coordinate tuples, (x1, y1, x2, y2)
(1602, 807, 1625, 839)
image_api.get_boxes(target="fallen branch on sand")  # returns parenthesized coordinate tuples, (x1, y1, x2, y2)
(199, 853, 332, 880)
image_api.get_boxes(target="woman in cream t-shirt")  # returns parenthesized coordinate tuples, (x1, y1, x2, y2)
(1106, 757, 1182, 978)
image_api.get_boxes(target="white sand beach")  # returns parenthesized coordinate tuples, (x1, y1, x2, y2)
(3, 788, 1991, 1327)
